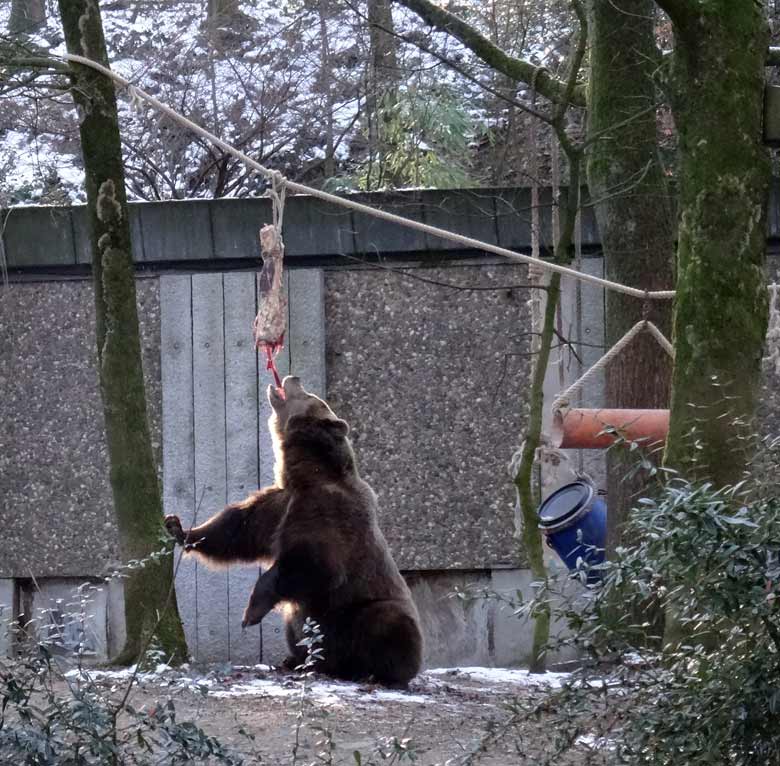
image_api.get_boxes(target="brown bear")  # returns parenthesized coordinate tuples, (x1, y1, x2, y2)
(164, 375, 423, 685)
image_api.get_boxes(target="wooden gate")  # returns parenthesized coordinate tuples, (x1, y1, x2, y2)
(160, 270, 324, 664)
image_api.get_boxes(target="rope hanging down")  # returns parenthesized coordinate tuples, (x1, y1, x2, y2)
(60, 52, 675, 302)
(551, 319, 674, 414)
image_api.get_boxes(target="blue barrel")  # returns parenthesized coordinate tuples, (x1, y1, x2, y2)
(537, 481, 607, 582)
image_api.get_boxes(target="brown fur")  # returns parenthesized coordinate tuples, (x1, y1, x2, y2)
(165, 376, 423, 685)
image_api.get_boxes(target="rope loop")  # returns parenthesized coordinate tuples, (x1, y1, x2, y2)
(266, 170, 287, 247)
(551, 319, 673, 414)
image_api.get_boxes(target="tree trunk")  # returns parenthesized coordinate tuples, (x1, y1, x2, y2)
(366, 0, 399, 188)
(318, 0, 336, 179)
(206, 0, 238, 27)
(585, 0, 675, 555)
(58, 0, 188, 665)
(9, 0, 45, 35)
(515, 151, 582, 672)
(662, 1, 770, 485)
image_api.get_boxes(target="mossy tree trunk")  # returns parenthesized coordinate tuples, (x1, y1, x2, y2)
(585, 0, 675, 556)
(58, 0, 188, 665)
(658, 0, 771, 485)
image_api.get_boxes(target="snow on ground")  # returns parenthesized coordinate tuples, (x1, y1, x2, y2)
(65, 663, 573, 707)
(210, 677, 431, 706)
(575, 732, 616, 751)
(427, 665, 572, 688)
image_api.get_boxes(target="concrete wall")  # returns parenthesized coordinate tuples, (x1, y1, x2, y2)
(0, 279, 160, 578)
(0, 260, 540, 666)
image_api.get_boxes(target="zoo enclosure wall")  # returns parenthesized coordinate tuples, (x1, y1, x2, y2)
(3, 186, 780, 665)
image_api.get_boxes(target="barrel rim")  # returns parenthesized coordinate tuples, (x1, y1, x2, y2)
(537, 480, 595, 533)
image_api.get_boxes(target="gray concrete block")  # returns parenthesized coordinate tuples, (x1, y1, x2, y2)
(490, 568, 532, 667)
(288, 269, 326, 397)
(421, 189, 498, 252)
(407, 572, 493, 668)
(140, 200, 213, 261)
(495, 187, 553, 252)
(31, 580, 108, 660)
(350, 191, 428, 254)
(0, 579, 14, 657)
(211, 198, 272, 260)
(490, 568, 578, 668)
(283, 195, 354, 257)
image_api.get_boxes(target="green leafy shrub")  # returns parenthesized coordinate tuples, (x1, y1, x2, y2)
(532, 456, 780, 764)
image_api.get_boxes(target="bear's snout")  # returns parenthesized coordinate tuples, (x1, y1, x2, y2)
(282, 375, 304, 396)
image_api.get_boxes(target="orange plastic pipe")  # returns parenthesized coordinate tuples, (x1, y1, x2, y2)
(551, 408, 670, 450)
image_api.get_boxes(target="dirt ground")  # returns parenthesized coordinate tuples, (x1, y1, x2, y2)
(75, 663, 612, 765)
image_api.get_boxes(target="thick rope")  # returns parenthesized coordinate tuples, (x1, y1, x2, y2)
(62, 53, 675, 302)
(551, 319, 674, 413)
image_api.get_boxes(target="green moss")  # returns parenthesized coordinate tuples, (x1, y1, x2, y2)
(59, 0, 188, 665)
(664, 1, 770, 484)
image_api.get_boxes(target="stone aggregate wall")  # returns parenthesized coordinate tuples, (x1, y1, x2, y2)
(0, 278, 161, 578)
(324, 262, 532, 570)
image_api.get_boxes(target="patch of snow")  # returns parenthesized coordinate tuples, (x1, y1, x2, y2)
(576, 732, 616, 751)
(427, 666, 572, 689)
(211, 677, 430, 706)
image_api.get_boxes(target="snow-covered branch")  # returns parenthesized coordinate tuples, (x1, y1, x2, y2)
(393, 0, 586, 107)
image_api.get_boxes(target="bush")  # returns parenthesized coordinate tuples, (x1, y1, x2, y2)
(531, 460, 780, 764)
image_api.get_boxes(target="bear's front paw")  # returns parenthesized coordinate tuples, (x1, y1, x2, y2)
(241, 601, 271, 628)
(164, 514, 186, 544)
(241, 607, 260, 629)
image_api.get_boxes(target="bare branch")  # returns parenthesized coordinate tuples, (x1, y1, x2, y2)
(552, 0, 587, 128)
(344, 0, 553, 123)
(393, 0, 586, 107)
(338, 252, 543, 292)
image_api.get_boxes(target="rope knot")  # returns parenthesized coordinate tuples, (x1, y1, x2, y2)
(265, 170, 288, 247)
(642, 291, 651, 320)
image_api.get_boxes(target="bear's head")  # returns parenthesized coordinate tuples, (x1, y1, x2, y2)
(268, 376, 347, 432)
(268, 376, 352, 484)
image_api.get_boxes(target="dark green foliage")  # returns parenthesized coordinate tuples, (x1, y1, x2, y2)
(0, 615, 244, 765)
(531, 447, 780, 764)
